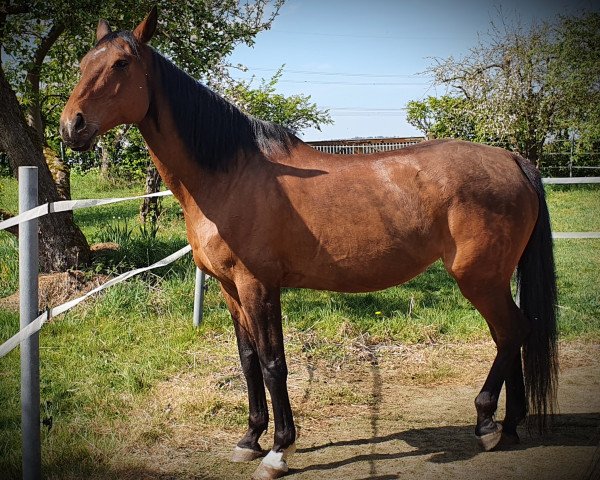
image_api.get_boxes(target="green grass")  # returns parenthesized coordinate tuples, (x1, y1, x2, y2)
(281, 261, 486, 346)
(0, 173, 599, 477)
(545, 184, 600, 232)
(0, 232, 18, 297)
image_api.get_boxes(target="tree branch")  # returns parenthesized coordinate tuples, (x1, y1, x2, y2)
(25, 21, 65, 140)
(32, 22, 65, 71)
(0, 2, 31, 15)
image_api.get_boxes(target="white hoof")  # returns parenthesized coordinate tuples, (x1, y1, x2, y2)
(252, 443, 296, 480)
(476, 423, 503, 451)
(231, 446, 264, 462)
(252, 462, 287, 480)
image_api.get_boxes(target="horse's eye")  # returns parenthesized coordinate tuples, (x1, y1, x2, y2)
(113, 59, 129, 70)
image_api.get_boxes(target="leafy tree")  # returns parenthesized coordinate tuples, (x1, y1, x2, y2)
(549, 12, 600, 150)
(421, 11, 600, 166)
(228, 67, 333, 133)
(0, 0, 283, 271)
(406, 96, 477, 141)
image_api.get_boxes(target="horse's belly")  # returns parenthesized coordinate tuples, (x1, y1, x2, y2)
(282, 240, 441, 293)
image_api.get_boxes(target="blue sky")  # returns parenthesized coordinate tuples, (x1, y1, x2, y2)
(227, 0, 598, 141)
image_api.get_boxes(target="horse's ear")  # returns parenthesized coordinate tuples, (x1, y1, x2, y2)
(96, 19, 112, 42)
(133, 6, 158, 44)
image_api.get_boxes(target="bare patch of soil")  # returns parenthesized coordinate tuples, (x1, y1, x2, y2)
(98, 340, 600, 480)
(0, 269, 110, 311)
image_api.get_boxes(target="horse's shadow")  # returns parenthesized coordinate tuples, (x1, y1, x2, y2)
(290, 412, 600, 475)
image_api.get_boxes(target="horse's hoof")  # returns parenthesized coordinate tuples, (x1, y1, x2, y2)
(476, 423, 503, 451)
(231, 446, 264, 462)
(251, 462, 287, 480)
(499, 430, 520, 447)
(251, 444, 296, 480)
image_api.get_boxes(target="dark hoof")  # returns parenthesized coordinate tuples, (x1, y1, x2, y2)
(499, 430, 520, 447)
(476, 423, 503, 451)
(231, 446, 265, 462)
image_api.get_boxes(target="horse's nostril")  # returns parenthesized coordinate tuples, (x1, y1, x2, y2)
(74, 112, 86, 132)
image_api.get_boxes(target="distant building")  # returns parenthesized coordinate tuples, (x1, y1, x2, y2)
(307, 136, 424, 155)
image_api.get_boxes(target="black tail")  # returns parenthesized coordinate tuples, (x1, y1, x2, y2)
(514, 154, 559, 432)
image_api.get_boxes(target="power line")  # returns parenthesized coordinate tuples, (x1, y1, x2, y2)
(270, 29, 467, 41)
(325, 107, 408, 117)
(240, 67, 430, 79)
(326, 107, 408, 111)
(278, 79, 427, 86)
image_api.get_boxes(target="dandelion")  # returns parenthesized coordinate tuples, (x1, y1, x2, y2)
(375, 311, 382, 315)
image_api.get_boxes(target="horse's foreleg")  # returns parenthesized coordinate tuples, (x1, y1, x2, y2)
(237, 283, 296, 480)
(221, 285, 269, 462)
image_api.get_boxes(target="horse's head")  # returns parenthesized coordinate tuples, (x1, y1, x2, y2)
(60, 7, 157, 151)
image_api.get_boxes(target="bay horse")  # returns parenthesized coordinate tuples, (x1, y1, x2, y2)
(60, 8, 558, 479)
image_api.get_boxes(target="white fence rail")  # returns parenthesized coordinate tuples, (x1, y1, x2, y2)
(543, 177, 600, 184)
(0, 183, 208, 357)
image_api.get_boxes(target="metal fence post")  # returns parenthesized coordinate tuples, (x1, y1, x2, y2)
(193, 267, 206, 327)
(19, 166, 41, 480)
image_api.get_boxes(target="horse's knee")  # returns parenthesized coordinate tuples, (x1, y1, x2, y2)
(239, 346, 261, 376)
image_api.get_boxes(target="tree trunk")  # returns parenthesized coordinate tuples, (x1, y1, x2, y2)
(44, 145, 70, 200)
(98, 126, 130, 179)
(0, 209, 18, 236)
(23, 22, 72, 200)
(140, 163, 162, 229)
(0, 65, 90, 272)
(99, 140, 111, 179)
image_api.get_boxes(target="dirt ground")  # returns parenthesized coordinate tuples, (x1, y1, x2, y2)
(101, 340, 600, 480)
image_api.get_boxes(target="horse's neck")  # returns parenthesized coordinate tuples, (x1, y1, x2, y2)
(137, 101, 213, 218)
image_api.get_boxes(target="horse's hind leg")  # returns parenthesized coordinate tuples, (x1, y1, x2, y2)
(456, 283, 530, 450)
(503, 348, 527, 443)
(221, 285, 269, 462)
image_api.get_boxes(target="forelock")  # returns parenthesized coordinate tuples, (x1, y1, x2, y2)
(94, 30, 140, 58)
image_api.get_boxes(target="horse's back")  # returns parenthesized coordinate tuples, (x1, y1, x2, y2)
(195, 139, 538, 293)
(257, 139, 537, 291)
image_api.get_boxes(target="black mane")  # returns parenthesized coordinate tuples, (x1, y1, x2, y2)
(148, 46, 296, 172)
(96, 31, 296, 171)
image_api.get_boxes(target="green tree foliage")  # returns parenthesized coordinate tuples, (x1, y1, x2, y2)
(2, 1, 331, 181)
(549, 12, 600, 150)
(406, 96, 476, 141)
(0, 0, 284, 271)
(228, 67, 333, 134)
(1, 0, 285, 166)
(410, 11, 600, 166)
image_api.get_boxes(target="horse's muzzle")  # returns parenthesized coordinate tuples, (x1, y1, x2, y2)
(60, 114, 98, 152)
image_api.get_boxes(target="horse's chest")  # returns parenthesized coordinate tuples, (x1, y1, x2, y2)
(184, 215, 235, 280)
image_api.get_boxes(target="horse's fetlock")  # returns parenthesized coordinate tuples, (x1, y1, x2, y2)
(249, 413, 268, 432)
(475, 391, 498, 416)
(274, 426, 296, 450)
